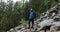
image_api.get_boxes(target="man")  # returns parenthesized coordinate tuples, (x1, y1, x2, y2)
(28, 8, 36, 29)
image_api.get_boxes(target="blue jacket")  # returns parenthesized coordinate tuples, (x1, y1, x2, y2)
(29, 10, 36, 19)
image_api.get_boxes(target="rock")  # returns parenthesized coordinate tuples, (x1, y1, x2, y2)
(7, 31, 10, 32)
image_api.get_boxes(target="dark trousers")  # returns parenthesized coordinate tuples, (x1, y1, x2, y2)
(28, 19, 34, 29)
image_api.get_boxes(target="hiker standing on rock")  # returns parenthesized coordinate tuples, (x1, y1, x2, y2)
(28, 8, 36, 29)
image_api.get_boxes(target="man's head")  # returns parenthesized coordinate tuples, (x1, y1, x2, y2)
(30, 8, 33, 10)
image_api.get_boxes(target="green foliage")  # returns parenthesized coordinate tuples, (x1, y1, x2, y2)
(0, 0, 59, 32)
(20, 18, 26, 24)
(55, 0, 59, 2)
(0, 0, 22, 32)
(29, 0, 58, 17)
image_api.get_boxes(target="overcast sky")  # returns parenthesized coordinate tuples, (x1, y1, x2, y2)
(4, 0, 20, 3)
(4, 0, 29, 3)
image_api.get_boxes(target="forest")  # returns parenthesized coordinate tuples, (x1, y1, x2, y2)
(0, 0, 59, 32)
